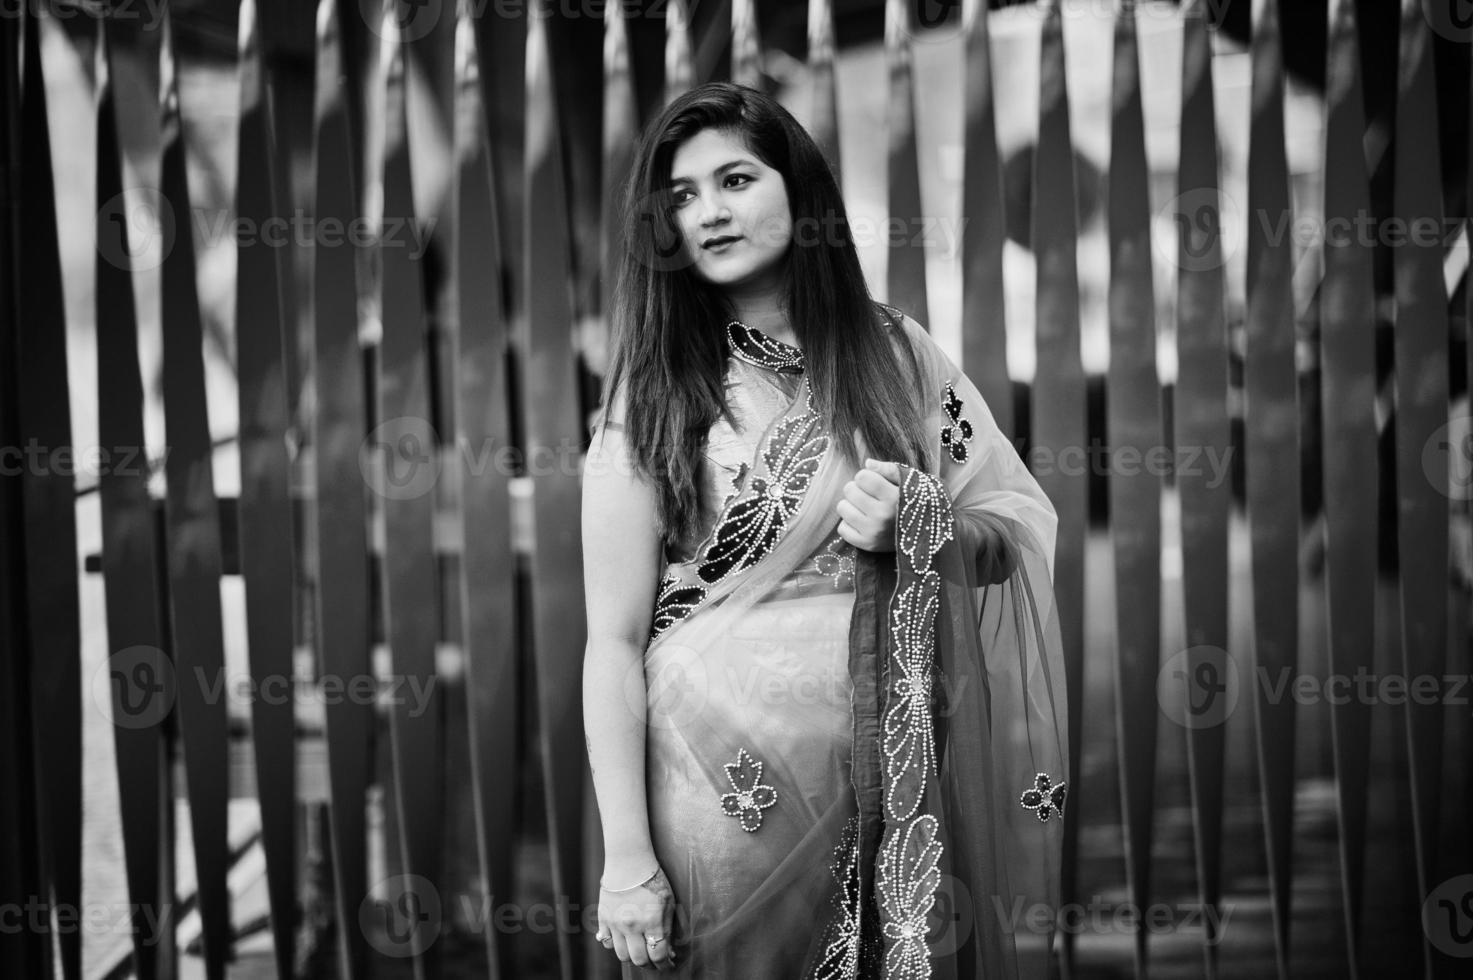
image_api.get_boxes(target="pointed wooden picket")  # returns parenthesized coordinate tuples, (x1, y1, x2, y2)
(15, 9, 84, 980)
(883, 0, 929, 329)
(1319, 2, 1378, 973)
(1243, 1, 1301, 975)
(731, 0, 761, 88)
(310, 2, 374, 975)
(526, 5, 591, 977)
(666, 0, 695, 105)
(453, 8, 519, 979)
(1390, 5, 1451, 975)
(959, 0, 1010, 438)
(1032, 1, 1086, 973)
(806, 0, 841, 184)
(1106, 2, 1161, 975)
(157, 16, 234, 978)
(377, 20, 446, 979)
(1174, 4, 1232, 977)
(95, 20, 174, 980)
(232, 3, 301, 976)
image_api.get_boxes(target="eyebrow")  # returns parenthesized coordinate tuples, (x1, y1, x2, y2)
(670, 159, 758, 185)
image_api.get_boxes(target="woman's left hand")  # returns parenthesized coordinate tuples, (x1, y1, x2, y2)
(836, 459, 902, 552)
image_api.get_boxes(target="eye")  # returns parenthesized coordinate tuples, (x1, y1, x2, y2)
(725, 173, 752, 188)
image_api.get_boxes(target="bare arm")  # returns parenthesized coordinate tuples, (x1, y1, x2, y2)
(581, 415, 665, 882)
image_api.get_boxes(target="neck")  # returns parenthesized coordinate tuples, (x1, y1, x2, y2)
(728, 295, 797, 348)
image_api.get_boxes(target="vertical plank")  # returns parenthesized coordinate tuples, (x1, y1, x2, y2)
(1106, 2, 1160, 975)
(525, 5, 589, 976)
(0, 9, 55, 978)
(806, 0, 841, 185)
(1244, 0, 1300, 975)
(1032, 1, 1086, 973)
(731, 0, 761, 89)
(1174, 2, 1232, 975)
(95, 18, 172, 980)
(1319, 2, 1378, 973)
(959, 0, 1010, 437)
(157, 15, 234, 978)
(665, 0, 694, 106)
(311, 1, 374, 974)
(453, 8, 518, 979)
(883, 0, 929, 329)
(233, 3, 300, 976)
(602, 0, 637, 359)
(16, 9, 83, 979)
(377, 12, 446, 977)
(1391, 4, 1450, 975)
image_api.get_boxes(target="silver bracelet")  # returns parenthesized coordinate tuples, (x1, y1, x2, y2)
(599, 866, 660, 893)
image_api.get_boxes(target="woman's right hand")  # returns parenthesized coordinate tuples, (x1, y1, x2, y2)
(596, 865, 678, 971)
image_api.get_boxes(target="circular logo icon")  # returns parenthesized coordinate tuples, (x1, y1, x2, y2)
(361, 416, 441, 501)
(1422, 873, 1473, 958)
(96, 186, 175, 274)
(360, 874, 441, 958)
(902, 0, 966, 46)
(928, 871, 975, 957)
(1425, 3, 1473, 43)
(361, 0, 445, 44)
(1423, 413, 1473, 501)
(1153, 187, 1242, 274)
(92, 645, 176, 730)
(627, 189, 700, 274)
(1157, 644, 1239, 729)
(635, 645, 710, 732)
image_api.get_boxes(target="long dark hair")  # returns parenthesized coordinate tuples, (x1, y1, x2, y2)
(602, 81, 930, 548)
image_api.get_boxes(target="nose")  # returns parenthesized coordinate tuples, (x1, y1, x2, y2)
(695, 190, 732, 229)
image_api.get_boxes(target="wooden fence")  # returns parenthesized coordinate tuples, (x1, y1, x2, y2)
(1, 1, 1469, 978)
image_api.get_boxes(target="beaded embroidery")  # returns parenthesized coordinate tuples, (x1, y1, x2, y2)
(939, 380, 973, 463)
(718, 747, 778, 832)
(726, 320, 805, 373)
(808, 815, 867, 979)
(882, 571, 941, 822)
(813, 537, 856, 588)
(648, 573, 708, 642)
(696, 411, 829, 585)
(875, 813, 942, 980)
(1019, 772, 1067, 822)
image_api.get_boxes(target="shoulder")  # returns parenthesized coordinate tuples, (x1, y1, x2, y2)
(872, 302, 944, 377)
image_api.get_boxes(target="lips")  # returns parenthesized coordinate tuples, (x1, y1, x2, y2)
(703, 235, 742, 249)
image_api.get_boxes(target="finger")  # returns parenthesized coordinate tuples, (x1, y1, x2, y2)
(645, 933, 674, 970)
(854, 466, 900, 500)
(835, 519, 862, 549)
(835, 499, 874, 535)
(864, 458, 905, 484)
(842, 479, 881, 515)
(625, 927, 652, 968)
(612, 930, 631, 963)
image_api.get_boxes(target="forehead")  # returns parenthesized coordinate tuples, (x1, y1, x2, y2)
(669, 128, 761, 182)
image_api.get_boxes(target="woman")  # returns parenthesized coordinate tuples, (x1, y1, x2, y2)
(582, 82, 1067, 979)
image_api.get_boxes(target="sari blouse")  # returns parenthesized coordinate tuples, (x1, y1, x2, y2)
(589, 303, 1067, 979)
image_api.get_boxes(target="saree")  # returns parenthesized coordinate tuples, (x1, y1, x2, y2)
(591, 304, 1067, 979)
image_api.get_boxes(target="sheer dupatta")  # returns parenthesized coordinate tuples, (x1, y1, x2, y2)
(593, 311, 1066, 980)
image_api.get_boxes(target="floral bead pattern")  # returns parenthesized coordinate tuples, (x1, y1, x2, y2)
(719, 747, 779, 832)
(939, 380, 973, 463)
(813, 537, 856, 588)
(1019, 772, 1068, 822)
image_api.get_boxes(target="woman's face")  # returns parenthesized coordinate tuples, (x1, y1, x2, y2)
(668, 128, 792, 291)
